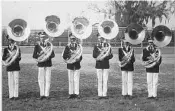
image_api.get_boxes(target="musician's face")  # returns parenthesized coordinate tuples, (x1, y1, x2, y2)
(70, 36, 76, 44)
(98, 37, 105, 43)
(123, 42, 129, 47)
(149, 42, 156, 51)
(8, 39, 15, 45)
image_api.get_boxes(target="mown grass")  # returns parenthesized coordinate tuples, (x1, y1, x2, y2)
(2, 49, 174, 111)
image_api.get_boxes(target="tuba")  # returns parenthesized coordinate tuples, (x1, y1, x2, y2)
(62, 44, 83, 64)
(36, 37, 53, 63)
(70, 17, 92, 39)
(43, 15, 65, 37)
(7, 19, 30, 41)
(119, 23, 145, 67)
(2, 43, 20, 67)
(3, 19, 30, 66)
(142, 25, 172, 68)
(96, 19, 119, 61)
(37, 15, 65, 62)
(62, 17, 92, 63)
(142, 48, 161, 68)
(119, 47, 133, 67)
(124, 23, 145, 45)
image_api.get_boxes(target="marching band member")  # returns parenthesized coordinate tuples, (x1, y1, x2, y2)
(118, 39, 135, 99)
(2, 35, 21, 100)
(93, 33, 113, 99)
(142, 38, 162, 100)
(33, 32, 55, 100)
(62, 33, 82, 99)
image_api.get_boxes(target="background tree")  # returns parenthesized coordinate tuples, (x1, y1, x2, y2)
(89, 1, 175, 27)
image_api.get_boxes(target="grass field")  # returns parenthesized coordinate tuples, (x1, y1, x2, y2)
(2, 47, 175, 111)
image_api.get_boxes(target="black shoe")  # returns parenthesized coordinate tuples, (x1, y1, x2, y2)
(103, 96, 109, 99)
(10, 97, 14, 100)
(153, 97, 159, 100)
(98, 96, 103, 99)
(37, 96, 45, 100)
(68, 94, 74, 99)
(14, 97, 19, 100)
(147, 97, 152, 99)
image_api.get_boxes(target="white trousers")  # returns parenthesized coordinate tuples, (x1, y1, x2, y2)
(38, 67, 51, 97)
(147, 73, 159, 97)
(8, 71, 19, 98)
(122, 71, 133, 96)
(68, 70, 80, 95)
(96, 69, 109, 97)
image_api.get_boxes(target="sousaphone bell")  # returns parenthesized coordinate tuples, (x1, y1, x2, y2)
(43, 15, 65, 37)
(151, 25, 172, 47)
(7, 19, 30, 41)
(71, 17, 92, 39)
(125, 23, 145, 45)
(98, 19, 119, 40)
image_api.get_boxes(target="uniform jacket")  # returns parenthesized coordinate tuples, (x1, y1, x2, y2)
(2, 45, 21, 71)
(33, 42, 55, 67)
(93, 43, 113, 69)
(142, 46, 162, 73)
(63, 43, 82, 70)
(118, 46, 135, 71)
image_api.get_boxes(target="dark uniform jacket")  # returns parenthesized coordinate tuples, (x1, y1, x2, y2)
(142, 46, 162, 73)
(63, 43, 82, 70)
(118, 46, 135, 71)
(33, 42, 55, 67)
(93, 43, 113, 69)
(2, 45, 21, 72)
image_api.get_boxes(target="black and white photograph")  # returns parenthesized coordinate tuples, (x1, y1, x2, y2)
(1, 0, 175, 111)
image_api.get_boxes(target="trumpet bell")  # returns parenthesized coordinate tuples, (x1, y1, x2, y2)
(43, 15, 65, 37)
(125, 23, 145, 45)
(71, 17, 92, 39)
(98, 19, 119, 40)
(152, 25, 172, 47)
(7, 19, 30, 41)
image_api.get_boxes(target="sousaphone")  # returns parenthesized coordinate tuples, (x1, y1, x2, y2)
(152, 25, 172, 47)
(7, 19, 30, 41)
(142, 25, 172, 68)
(3, 19, 30, 66)
(62, 17, 92, 64)
(43, 15, 65, 37)
(119, 23, 145, 67)
(124, 23, 145, 45)
(96, 19, 119, 61)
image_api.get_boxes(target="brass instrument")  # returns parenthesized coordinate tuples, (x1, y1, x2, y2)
(70, 17, 92, 39)
(96, 43, 111, 61)
(142, 48, 161, 68)
(2, 44, 19, 66)
(118, 23, 145, 67)
(124, 23, 145, 45)
(36, 38, 53, 63)
(7, 19, 30, 41)
(43, 15, 65, 37)
(96, 19, 119, 61)
(142, 25, 172, 68)
(98, 19, 119, 40)
(62, 44, 83, 64)
(119, 47, 133, 67)
(62, 17, 92, 63)
(3, 18, 30, 66)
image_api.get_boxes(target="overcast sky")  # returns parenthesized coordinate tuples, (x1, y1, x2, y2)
(1, 1, 175, 29)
